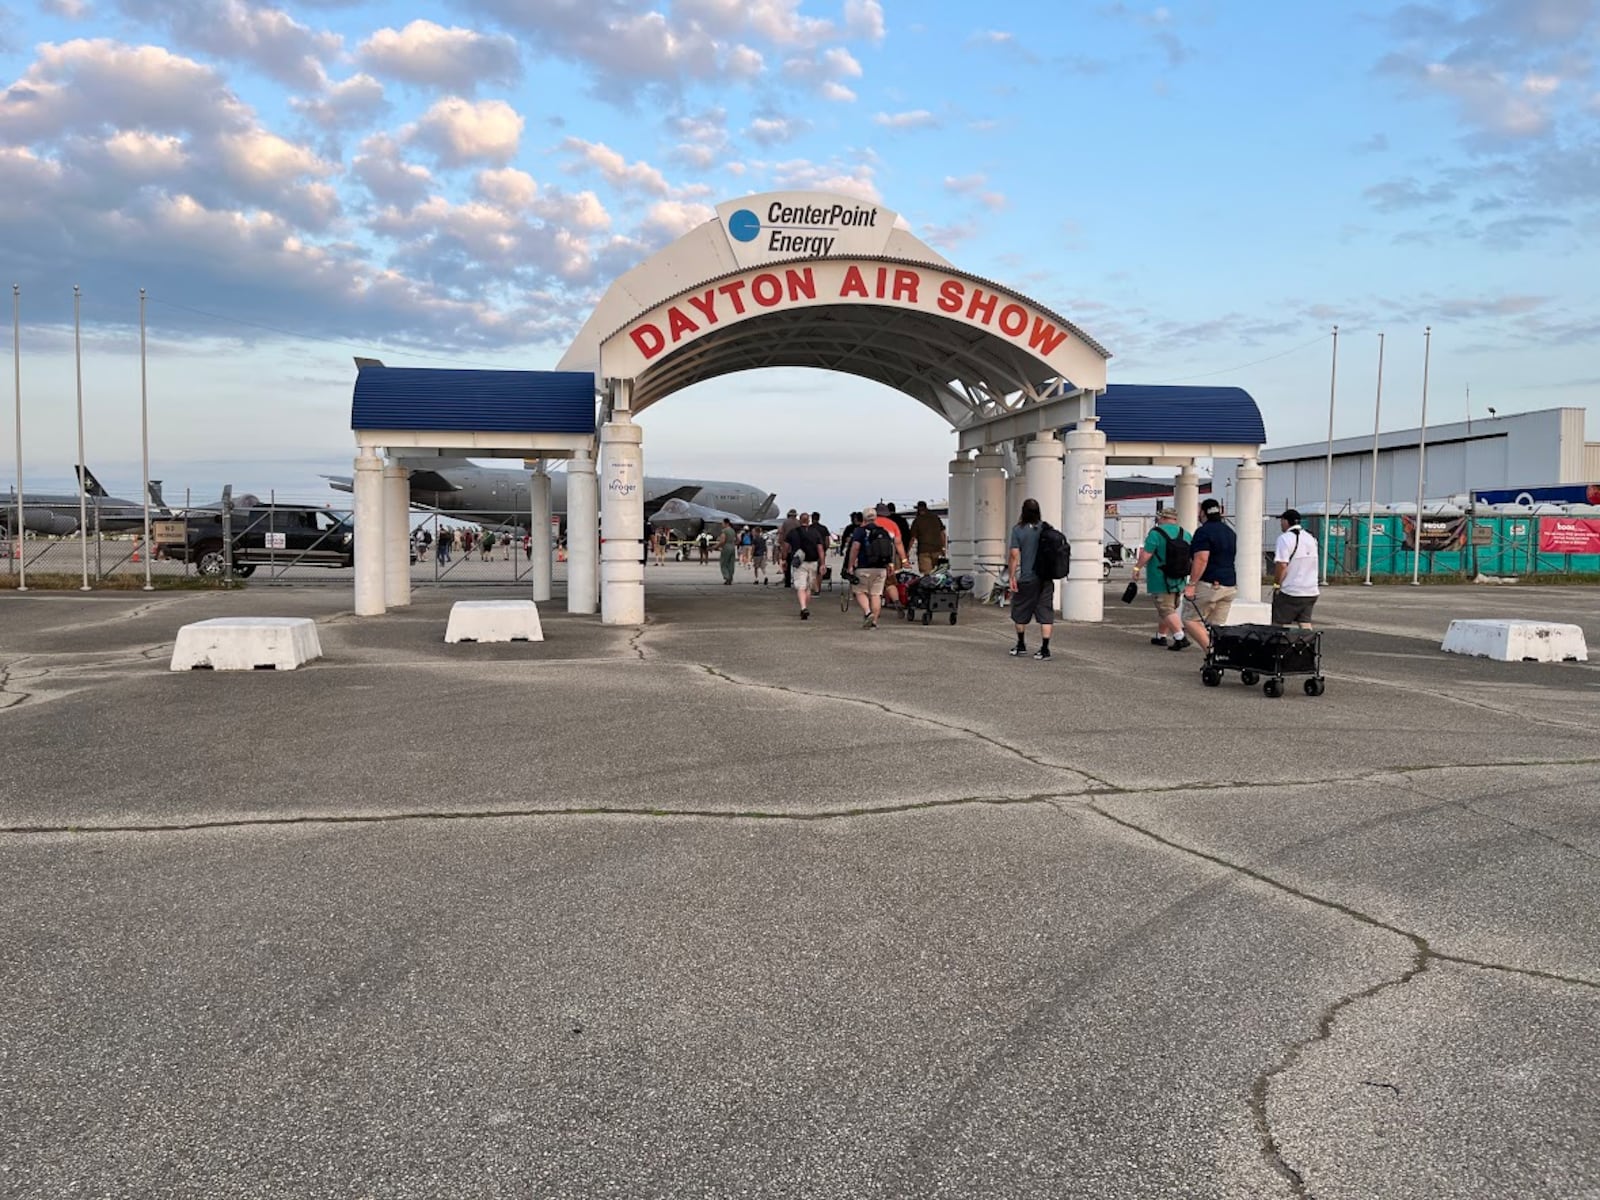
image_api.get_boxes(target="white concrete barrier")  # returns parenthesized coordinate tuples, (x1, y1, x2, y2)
(1442, 619, 1588, 663)
(171, 617, 323, 671)
(445, 600, 545, 644)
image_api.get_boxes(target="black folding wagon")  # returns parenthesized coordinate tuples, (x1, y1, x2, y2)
(1201, 623, 1326, 698)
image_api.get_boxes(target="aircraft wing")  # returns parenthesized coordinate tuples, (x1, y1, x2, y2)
(406, 469, 463, 494)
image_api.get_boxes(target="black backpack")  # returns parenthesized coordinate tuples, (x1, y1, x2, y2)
(858, 524, 895, 568)
(1034, 522, 1071, 580)
(1156, 527, 1192, 582)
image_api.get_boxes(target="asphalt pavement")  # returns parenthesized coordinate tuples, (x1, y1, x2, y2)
(1, 567, 1597, 1199)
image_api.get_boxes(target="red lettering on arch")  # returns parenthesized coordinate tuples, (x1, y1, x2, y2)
(630, 322, 665, 360)
(966, 288, 998, 324)
(785, 267, 817, 301)
(752, 273, 783, 306)
(937, 280, 964, 312)
(686, 290, 719, 324)
(998, 304, 1027, 337)
(892, 270, 920, 304)
(1027, 317, 1068, 356)
(667, 306, 699, 342)
(718, 279, 748, 314)
(840, 265, 869, 298)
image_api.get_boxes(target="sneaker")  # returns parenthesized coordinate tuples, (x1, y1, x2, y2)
(1150, 636, 1167, 646)
(1032, 649, 1051, 660)
(800, 609, 810, 620)
(1169, 637, 1190, 651)
(1009, 645, 1027, 657)
(862, 615, 874, 629)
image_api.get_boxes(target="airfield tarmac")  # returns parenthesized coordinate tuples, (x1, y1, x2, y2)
(1, 569, 1597, 1199)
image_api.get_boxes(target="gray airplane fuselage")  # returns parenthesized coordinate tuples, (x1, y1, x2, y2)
(3, 489, 153, 536)
(329, 462, 777, 527)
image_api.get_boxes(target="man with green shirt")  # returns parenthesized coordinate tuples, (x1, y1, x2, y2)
(1133, 508, 1191, 651)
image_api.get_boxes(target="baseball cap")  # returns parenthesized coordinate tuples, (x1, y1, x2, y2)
(1278, 508, 1301, 524)
(1200, 498, 1221, 516)
(875, 502, 891, 515)
(1157, 507, 1178, 521)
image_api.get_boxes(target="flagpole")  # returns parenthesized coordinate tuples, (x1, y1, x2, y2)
(1321, 324, 1338, 584)
(11, 284, 24, 591)
(74, 284, 90, 591)
(1410, 325, 1431, 586)
(139, 288, 153, 591)
(1363, 332, 1384, 586)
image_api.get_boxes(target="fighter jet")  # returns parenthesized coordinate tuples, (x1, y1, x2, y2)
(323, 458, 777, 530)
(1, 468, 164, 535)
(648, 496, 782, 538)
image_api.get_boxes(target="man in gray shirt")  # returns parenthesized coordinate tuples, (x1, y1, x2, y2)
(1006, 497, 1054, 660)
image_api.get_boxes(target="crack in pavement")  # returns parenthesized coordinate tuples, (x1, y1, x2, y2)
(0, 658, 35, 710)
(696, 663, 1118, 789)
(1380, 770, 1600, 866)
(1083, 800, 1600, 1199)
(0, 791, 1071, 838)
(31, 593, 200, 635)
(1333, 668, 1600, 734)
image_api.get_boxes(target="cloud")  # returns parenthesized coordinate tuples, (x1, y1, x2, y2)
(844, 0, 886, 42)
(768, 155, 880, 201)
(746, 114, 807, 146)
(1364, 177, 1456, 212)
(781, 47, 862, 101)
(113, 0, 340, 89)
(560, 136, 671, 196)
(290, 72, 387, 130)
(358, 20, 520, 93)
(40, 0, 90, 16)
(873, 109, 939, 130)
(667, 107, 730, 167)
(943, 173, 1006, 210)
(641, 199, 714, 240)
(351, 132, 434, 208)
(406, 96, 524, 166)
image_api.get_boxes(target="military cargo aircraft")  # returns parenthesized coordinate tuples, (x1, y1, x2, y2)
(2, 468, 161, 535)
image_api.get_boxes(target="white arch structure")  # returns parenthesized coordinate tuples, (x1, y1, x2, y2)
(555, 191, 1120, 625)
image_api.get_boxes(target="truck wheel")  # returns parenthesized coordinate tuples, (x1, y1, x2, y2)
(195, 544, 227, 577)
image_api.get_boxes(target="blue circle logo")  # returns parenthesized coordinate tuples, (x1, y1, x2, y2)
(728, 209, 761, 243)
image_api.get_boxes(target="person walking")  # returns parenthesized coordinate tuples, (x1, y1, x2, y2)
(1134, 508, 1192, 651)
(1181, 498, 1237, 651)
(846, 503, 898, 628)
(909, 500, 947, 574)
(785, 512, 827, 619)
(750, 523, 769, 584)
(1006, 498, 1055, 660)
(1272, 508, 1321, 627)
(777, 509, 801, 587)
(716, 518, 737, 585)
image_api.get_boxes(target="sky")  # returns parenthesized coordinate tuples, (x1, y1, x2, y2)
(2, 0, 1597, 526)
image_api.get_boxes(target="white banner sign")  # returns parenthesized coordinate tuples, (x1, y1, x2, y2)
(1074, 462, 1106, 506)
(716, 192, 898, 269)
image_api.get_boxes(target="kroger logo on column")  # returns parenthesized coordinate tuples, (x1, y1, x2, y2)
(717, 191, 899, 269)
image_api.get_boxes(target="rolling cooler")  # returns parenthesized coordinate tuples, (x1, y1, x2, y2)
(1201, 623, 1326, 698)
(900, 567, 974, 626)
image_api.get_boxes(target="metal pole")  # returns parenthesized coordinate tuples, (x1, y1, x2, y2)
(11, 284, 24, 591)
(74, 285, 89, 590)
(1411, 326, 1432, 586)
(139, 288, 152, 590)
(1363, 332, 1384, 585)
(1321, 325, 1337, 584)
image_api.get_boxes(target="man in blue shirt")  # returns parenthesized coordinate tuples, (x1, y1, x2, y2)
(1182, 497, 1238, 651)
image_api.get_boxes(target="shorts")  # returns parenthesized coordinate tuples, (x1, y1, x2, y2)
(794, 562, 819, 591)
(1192, 582, 1236, 626)
(1010, 577, 1054, 625)
(1272, 591, 1318, 626)
(1151, 590, 1182, 618)
(917, 552, 940, 575)
(852, 567, 887, 598)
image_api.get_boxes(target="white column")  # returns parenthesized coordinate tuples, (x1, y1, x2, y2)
(1062, 419, 1108, 622)
(947, 452, 975, 572)
(1236, 456, 1265, 605)
(600, 416, 645, 625)
(530, 462, 552, 603)
(383, 462, 410, 609)
(1026, 431, 1066, 607)
(566, 448, 598, 614)
(353, 449, 386, 617)
(1175, 463, 1200, 535)
(972, 449, 1006, 598)
(1005, 469, 1025, 533)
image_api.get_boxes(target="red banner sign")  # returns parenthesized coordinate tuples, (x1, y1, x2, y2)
(1538, 517, 1600, 554)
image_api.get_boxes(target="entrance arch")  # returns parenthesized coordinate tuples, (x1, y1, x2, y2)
(556, 191, 1113, 625)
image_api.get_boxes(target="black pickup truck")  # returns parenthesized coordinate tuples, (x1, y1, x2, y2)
(161, 506, 356, 578)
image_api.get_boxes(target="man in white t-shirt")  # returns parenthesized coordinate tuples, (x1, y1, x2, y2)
(1272, 508, 1320, 627)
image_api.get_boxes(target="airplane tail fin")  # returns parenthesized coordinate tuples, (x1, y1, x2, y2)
(76, 465, 108, 497)
(759, 492, 778, 519)
(147, 480, 168, 512)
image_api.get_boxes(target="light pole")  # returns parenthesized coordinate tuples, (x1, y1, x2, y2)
(11, 284, 23, 591)
(1411, 326, 1432, 586)
(1363, 332, 1384, 586)
(74, 284, 89, 591)
(139, 288, 153, 591)
(1321, 325, 1338, 584)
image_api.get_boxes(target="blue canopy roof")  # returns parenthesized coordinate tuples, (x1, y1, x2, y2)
(351, 367, 595, 433)
(1068, 384, 1266, 446)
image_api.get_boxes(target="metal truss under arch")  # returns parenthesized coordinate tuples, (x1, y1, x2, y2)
(625, 300, 1083, 430)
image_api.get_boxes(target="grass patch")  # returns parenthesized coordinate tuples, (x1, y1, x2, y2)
(0, 572, 230, 591)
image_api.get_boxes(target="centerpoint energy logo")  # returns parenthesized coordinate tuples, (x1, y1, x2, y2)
(716, 191, 897, 267)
